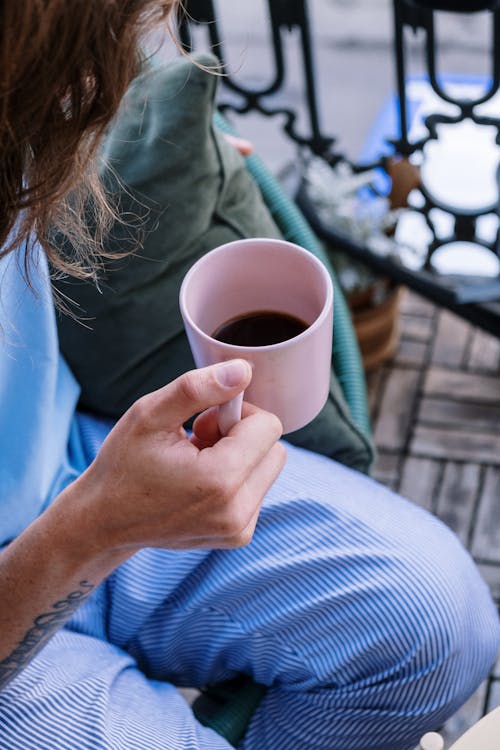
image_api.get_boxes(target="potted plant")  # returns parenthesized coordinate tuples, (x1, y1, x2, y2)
(329, 252, 403, 371)
(301, 155, 421, 371)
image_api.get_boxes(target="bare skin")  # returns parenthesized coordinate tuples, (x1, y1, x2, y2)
(0, 359, 286, 691)
(224, 134, 253, 157)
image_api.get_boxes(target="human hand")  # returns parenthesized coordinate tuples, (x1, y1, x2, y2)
(223, 133, 253, 156)
(72, 361, 285, 556)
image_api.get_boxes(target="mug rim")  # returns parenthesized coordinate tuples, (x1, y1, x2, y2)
(179, 237, 334, 352)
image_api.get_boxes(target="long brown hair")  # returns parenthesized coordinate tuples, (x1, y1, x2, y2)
(0, 0, 178, 279)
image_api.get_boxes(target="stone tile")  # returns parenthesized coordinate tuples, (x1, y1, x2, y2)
(394, 338, 428, 368)
(400, 289, 436, 318)
(468, 328, 500, 373)
(399, 456, 440, 511)
(472, 468, 500, 563)
(374, 368, 420, 451)
(400, 314, 434, 343)
(487, 681, 500, 713)
(477, 564, 500, 604)
(492, 646, 500, 679)
(431, 310, 472, 368)
(435, 462, 480, 545)
(411, 426, 500, 465)
(366, 367, 387, 423)
(424, 368, 500, 404)
(371, 451, 400, 490)
(418, 397, 500, 433)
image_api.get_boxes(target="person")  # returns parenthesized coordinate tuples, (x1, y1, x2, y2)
(0, 2, 498, 749)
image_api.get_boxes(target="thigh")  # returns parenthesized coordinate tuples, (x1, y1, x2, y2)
(115, 444, 499, 749)
(113, 442, 496, 680)
(71, 421, 500, 750)
(0, 628, 232, 750)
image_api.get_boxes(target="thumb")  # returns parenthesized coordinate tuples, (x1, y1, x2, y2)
(151, 359, 252, 429)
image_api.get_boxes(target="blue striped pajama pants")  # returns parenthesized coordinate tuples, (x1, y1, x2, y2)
(0, 416, 499, 750)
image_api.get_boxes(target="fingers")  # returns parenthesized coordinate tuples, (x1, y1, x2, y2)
(145, 360, 252, 430)
(178, 441, 287, 549)
(191, 402, 261, 448)
(216, 441, 287, 548)
(190, 406, 220, 450)
(200, 406, 283, 482)
(190, 404, 284, 548)
(223, 133, 253, 156)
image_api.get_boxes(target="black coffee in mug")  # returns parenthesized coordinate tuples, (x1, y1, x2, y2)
(212, 310, 308, 347)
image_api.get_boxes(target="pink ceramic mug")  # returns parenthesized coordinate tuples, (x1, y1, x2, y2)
(179, 238, 333, 435)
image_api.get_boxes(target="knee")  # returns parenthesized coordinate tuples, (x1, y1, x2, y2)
(386, 526, 500, 722)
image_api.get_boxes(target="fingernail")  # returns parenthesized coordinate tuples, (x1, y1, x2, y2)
(215, 360, 250, 388)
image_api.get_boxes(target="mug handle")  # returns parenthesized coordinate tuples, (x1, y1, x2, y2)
(218, 392, 244, 436)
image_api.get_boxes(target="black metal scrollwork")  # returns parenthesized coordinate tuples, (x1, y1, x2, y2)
(393, 0, 500, 270)
(179, 0, 336, 158)
(178, 0, 500, 335)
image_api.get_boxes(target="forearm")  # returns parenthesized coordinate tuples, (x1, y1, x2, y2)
(0, 481, 128, 691)
(0, 363, 284, 691)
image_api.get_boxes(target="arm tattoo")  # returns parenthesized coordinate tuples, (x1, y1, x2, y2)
(0, 580, 94, 690)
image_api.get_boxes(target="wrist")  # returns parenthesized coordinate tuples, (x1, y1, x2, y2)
(42, 473, 132, 582)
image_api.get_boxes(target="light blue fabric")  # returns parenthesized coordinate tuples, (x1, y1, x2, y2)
(1, 424, 500, 750)
(0, 245, 499, 749)
(0, 246, 83, 546)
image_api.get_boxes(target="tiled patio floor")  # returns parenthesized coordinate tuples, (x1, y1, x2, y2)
(366, 289, 500, 745)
